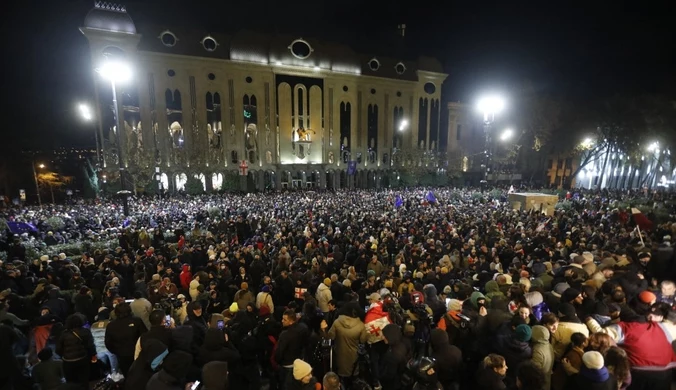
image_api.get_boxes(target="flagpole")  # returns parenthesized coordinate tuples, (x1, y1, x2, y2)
(636, 225, 645, 247)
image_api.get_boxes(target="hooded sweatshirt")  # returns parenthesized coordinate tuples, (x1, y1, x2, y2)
(202, 361, 229, 390)
(125, 339, 168, 390)
(430, 329, 462, 386)
(484, 281, 505, 302)
(197, 328, 241, 365)
(380, 324, 410, 390)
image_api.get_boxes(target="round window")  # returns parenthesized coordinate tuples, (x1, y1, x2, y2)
(395, 62, 406, 75)
(424, 82, 436, 94)
(396, 91, 402, 97)
(208, 73, 216, 80)
(160, 31, 177, 47)
(368, 58, 380, 71)
(370, 88, 376, 95)
(167, 69, 176, 77)
(202, 36, 218, 52)
(342, 86, 348, 92)
(245, 76, 253, 84)
(289, 39, 312, 59)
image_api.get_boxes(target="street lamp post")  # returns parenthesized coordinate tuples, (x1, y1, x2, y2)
(97, 57, 132, 216)
(32, 162, 45, 207)
(477, 96, 505, 188)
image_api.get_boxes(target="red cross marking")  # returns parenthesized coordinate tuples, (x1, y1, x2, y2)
(239, 160, 249, 176)
(368, 324, 381, 336)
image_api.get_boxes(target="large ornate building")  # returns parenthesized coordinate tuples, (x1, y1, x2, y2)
(81, 2, 448, 191)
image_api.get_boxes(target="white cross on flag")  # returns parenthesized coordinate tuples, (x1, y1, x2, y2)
(364, 302, 391, 344)
(238, 160, 249, 176)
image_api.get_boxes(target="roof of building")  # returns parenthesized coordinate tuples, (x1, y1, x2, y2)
(83, 2, 137, 35)
(83, 3, 445, 81)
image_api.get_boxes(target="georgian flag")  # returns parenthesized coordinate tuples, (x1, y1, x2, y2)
(364, 302, 391, 344)
(631, 208, 653, 232)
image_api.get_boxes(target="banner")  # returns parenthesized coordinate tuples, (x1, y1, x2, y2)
(347, 161, 357, 176)
(7, 221, 38, 235)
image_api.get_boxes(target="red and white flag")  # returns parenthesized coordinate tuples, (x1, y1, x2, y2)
(631, 208, 653, 232)
(364, 302, 391, 344)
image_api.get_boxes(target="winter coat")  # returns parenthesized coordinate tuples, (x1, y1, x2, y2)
(315, 282, 333, 313)
(189, 279, 200, 301)
(130, 298, 153, 330)
(274, 321, 309, 366)
(197, 328, 241, 365)
(256, 292, 274, 313)
(125, 339, 168, 390)
(90, 319, 110, 354)
(202, 361, 229, 390)
(31, 358, 64, 390)
(146, 369, 183, 390)
(475, 366, 507, 390)
(566, 368, 617, 390)
(325, 315, 368, 377)
(494, 332, 532, 379)
(484, 281, 505, 302)
(55, 327, 96, 361)
(105, 315, 146, 359)
(531, 325, 554, 390)
(380, 324, 411, 390)
(430, 328, 462, 388)
(552, 321, 589, 359)
(179, 266, 192, 291)
(183, 302, 208, 352)
(552, 347, 583, 390)
(233, 289, 255, 311)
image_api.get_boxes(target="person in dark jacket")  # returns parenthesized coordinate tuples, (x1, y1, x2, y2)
(104, 302, 146, 376)
(202, 361, 229, 390)
(31, 348, 64, 390)
(146, 350, 194, 390)
(516, 361, 546, 390)
(183, 301, 208, 354)
(55, 314, 96, 389)
(197, 328, 240, 365)
(73, 287, 95, 324)
(379, 324, 411, 390)
(44, 288, 69, 322)
(476, 353, 508, 390)
(429, 329, 462, 389)
(136, 310, 174, 358)
(125, 339, 168, 390)
(275, 309, 310, 388)
(494, 322, 532, 381)
(566, 351, 618, 390)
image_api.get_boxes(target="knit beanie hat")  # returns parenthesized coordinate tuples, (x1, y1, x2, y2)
(638, 290, 656, 304)
(582, 351, 604, 370)
(323, 278, 332, 287)
(293, 359, 312, 380)
(229, 302, 239, 313)
(367, 270, 376, 278)
(514, 324, 532, 342)
(561, 287, 581, 303)
(552, 283, 570, 298)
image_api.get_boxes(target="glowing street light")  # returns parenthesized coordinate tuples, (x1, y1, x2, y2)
(78, 104, 93, 121)
(500, 128, 514, 141)
(647, 141, 659, 152)
(477, 95, 505, 122)
(580, 137, 594, 149)
(97, 61, 132, 84)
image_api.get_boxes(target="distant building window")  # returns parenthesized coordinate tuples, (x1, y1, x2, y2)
(396, 91, 402, 97)
(159, 31, 177, 47)
(167, 69, 176, 77)
(370, 88, 376, 95)
(456, 124, 462, 140)
(424, 82, 436, 94)
(201, 36, 218, 52)
(207, 73, 216, 80)
(394, 62, 406, 75)
(245, 76, 253, 84)
(368, 58, 380, 71)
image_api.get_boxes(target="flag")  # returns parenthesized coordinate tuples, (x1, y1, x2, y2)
(7, 221, 37, 235)
(395, 195, 403, 208)
(347, 161, 357, 176)
(123, 219, 131, 228)
(508, 185, 515, 194)
(364, 302, 391, 344)
(631, 208, 653, 232)
(425, 191, 437, 203)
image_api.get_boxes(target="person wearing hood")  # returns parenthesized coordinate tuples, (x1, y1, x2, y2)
(104, 302, 147, 376)
(202, 361, 229, 390)
(476, 353, 508, 390)
(146, 350, 194, 390)
(316, 278, 333, 315)
(125, 339, 168, 390)
(485, 280, 505, 302)
(551, 303, 589, 359)
(319, 304, 367, 381)
(179, 264, 192, 291)
(189, 275, 201, 302)
(429, 329, 462, 389)
(530, 325, 554, 390)
(494, 322, 532, 382)
(379, 324, 411, 390)
(183, 301, 208, 353)
(197, 328, 240, 366)
(565, 351, 617, 390)
(423, 284, 446, 323)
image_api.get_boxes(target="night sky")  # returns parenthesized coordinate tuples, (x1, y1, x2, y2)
(1, 0, 673, 151)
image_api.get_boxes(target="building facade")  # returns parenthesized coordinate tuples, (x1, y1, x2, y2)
(81, 3, 447, 191)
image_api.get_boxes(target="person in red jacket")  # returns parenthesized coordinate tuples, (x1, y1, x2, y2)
(179, 264, 192, 291)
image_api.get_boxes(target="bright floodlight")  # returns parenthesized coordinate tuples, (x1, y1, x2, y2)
(399, 119, 408, 131)
(38, 164, 45, 169)
(79, 103, 93, 121)
(98, 61, 132, 83)
(500, 128, 514, 141)
(647, 141, 659, 152)
(477, 96, 505, 116)
(581, 137, 594, 148)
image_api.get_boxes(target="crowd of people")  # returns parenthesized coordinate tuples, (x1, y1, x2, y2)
(0, 187, 675, 390)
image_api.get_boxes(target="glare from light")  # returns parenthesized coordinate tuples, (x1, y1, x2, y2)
(580, 137, 594, 148)
(276, 61, 282, 66)
(38, 164, 45, 169)
(477, 96, 505, 117)
(79, 103, 93, 121)
(399, 119, 408, 131)
(647, 141, 659, 152)
(97, 61, 132, 83)
(313, 66, 320, 71)
(500, 128, 514, 141)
